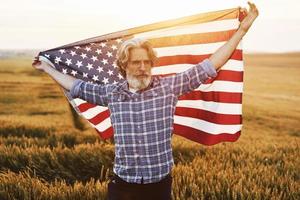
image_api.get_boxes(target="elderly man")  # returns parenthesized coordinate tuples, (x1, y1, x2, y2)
(33, 2, 258, 200)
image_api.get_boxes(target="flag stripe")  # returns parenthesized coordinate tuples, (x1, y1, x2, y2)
(175, 107, 241, 125)
(152, 60, 243, 75)
(173, 124, 240, 145)
(155, 42, 242, 57)
(156, 49, 242, 66)
(94, 117, 112, 132)
(96, 127, 113, 139)
(174, 115, 242, 134)
(197, 81, 243, 93)
(127, 8, 239, 36)
(178, 91, 242, 103)
(176, 100, 242, 115)
(77, 102, 97, 112)
(149, 30, 237, 48)
(134, 19, 239, 39)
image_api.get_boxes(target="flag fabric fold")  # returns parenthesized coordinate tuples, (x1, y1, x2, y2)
(38, 7, 245, 145)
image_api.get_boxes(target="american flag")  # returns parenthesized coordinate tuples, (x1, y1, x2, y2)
(38, 7, 245, 145)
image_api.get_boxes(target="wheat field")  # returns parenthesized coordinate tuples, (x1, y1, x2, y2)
(0, 53, 299, 200)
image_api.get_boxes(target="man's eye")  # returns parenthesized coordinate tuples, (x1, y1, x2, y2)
(144, 60, 150, 65)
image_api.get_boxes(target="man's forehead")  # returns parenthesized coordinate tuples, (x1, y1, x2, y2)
(130, 47, 149, 60)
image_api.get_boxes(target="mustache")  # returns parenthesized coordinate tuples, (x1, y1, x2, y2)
(135, 73, 150, 76)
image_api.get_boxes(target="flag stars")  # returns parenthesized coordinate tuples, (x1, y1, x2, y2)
(116, 38, 122, 43)
(71, 70, 78, 76)
(85, 46, 91, 52)
(101, 59, 108, 65)
(96, 49, 102, 54)
(111, 45, 117, 51)
(100, 42, 107, 47)
(65, 58, 72, 66)
(102, 77, 109, 84)
(106, 51, 113, 58)
(92, 75, 99, 82)
(113, 80, 118, 85)
(75, 46, 81, 49)
(86, 63, 93, 70)
(55, 56, 62, 64)
(59, 49, 66, 54)
(118, 74, 124, 79)
(70, 51, 77, 56)
(91, 56, 98, 62)
(107, 69, 114, 76)
(80, 53, 87, 59)
(112, 62, 118, 68)
(83, 72, 88, 78)
(97, 66, 103, 73)
(62, 68, 68, 74)
(76, 61, 83, 68)
(45, 54, 50, 58)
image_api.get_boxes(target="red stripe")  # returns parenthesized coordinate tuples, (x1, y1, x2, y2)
(156, 49, 242, 66)
(173, 124, 241, 145)
(155, 70, 243, 84)
(178, 91, 242, 103)
(96, 127, 114, 139)
(206, 70, 243, 83)
(175, 107, 242, 124)
(77, 102, 97, 112)
(88, 110, 111, 125)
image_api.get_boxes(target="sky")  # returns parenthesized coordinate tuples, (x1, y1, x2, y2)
(1, 0, 300, 53)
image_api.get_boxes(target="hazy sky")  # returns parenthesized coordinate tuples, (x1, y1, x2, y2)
(1, 0, 300, 52)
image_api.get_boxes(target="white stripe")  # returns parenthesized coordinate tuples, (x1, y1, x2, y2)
(94, 118, 112, 132)
(174, 115, 242, 135)
(134, 19, 239, 39)
(72, 98, 87, 105)
(152, 60, 243, 75)
(81, 106, 108, 119)
(155, 42, 242, 57)
(71, 98, 108, 119)
(197, 81, 243, 93)
(177, 100, 242, 115)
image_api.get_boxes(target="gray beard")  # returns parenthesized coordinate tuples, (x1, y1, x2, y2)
(126, 74, 151, 91)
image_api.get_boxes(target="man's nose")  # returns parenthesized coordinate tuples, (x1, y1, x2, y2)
(139, 61, 146, 70)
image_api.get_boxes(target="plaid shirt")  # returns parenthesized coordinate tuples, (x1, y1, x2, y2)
(70, 59, 217, 184)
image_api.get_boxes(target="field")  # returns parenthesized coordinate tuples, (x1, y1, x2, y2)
(0, 53, 299, 200)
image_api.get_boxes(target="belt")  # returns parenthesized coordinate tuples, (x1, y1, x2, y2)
(111, 173, 172, 185)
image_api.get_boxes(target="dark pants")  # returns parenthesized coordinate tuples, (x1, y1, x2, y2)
(107, 174, 172, 200)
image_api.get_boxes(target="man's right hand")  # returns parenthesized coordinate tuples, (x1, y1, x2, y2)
(32, 58, 48, 72)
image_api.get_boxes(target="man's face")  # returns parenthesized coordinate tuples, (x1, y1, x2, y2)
(125, 47, 152, 90)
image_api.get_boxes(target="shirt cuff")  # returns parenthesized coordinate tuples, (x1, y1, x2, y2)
(70, 79, 84, 98)
(201, 59, 217, 78)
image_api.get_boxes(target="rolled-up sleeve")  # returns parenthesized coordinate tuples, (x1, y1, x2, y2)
(70, 79, 84, 98)
(161, 59, 217, 96)
(70, 79, 110, 106)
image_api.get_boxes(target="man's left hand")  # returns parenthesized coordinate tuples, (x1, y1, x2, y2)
(239, 2, 259, 34)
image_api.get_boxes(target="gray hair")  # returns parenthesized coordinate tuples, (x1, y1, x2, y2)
(116, 38, 157, 78)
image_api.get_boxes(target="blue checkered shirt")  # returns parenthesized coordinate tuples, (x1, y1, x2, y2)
(70, 59, 217, 184)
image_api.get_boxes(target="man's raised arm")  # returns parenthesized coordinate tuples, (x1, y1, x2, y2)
(32, 59, 77, 91)
(209, 2, 259, 70)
